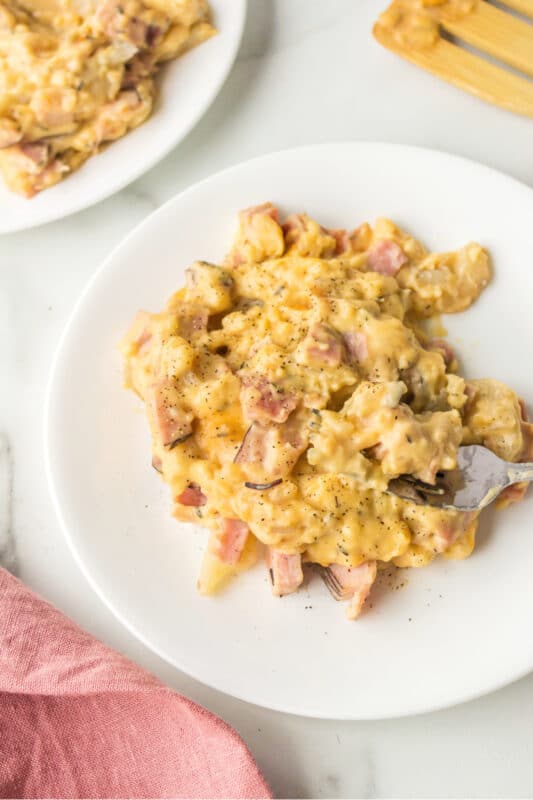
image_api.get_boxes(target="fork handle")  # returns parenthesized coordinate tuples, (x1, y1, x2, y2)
(507, 462, 533, 484)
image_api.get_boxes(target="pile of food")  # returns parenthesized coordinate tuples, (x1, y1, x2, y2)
(122, 203, 533, 618)
(0, 0, 214, 195)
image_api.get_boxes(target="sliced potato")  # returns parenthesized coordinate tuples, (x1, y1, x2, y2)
(197, 532, 259, 595)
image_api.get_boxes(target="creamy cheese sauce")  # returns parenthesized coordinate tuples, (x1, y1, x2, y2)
(121, 204, 531, 615)
(0, 0, 214, 195)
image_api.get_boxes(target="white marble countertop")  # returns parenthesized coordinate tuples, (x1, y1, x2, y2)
(2, 2, 533, 797)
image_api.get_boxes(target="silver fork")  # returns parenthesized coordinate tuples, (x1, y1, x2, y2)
(319, 566, 353, 600)
(387, 445, 533, 512)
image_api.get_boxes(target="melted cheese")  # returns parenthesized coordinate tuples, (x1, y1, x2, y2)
(122, 205, 528, 599)
(0, 0, 214, 195)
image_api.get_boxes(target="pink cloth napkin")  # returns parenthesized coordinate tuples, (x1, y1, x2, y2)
(0, 567, 272, 799)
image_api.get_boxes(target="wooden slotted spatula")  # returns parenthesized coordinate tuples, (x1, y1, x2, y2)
(373, 0, 533, 118)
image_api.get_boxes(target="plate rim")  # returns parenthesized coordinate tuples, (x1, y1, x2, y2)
(1, 0, 247, 236)
(44, 141, 533, 719)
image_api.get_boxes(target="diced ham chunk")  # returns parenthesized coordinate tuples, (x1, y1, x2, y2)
(125, 18, 161, 47)
(431, 522, 456, 554)
(98, 0, 160, 51)
(147, 380, 193, 448)
(96, 0, 157, 45)
(228, 203, 284, 266)
(281, 215, 301, 240)
(367, 240, 408, 276)
(343, 331, 368, 364)
(16, 142, 50, 170)
(94, 91, 150, 145)
(30, 160, 68, 194)
(213, 518, 249, 565)
(234, 417, 308, 479)
(240, 376, 298, 424)
(121, 52, 154, 90)
(431, 512, 476, 553)
(497, 482, 528, 507)
(244, 202, 279, 222)
(326, 228, 351, 256)
(177, 483, 206, 507)
(266, 549, 303, 596)
(234, 424, 268, 466)
(230, 251, 245, 267)
(428, 338, 455, 367)
(282, 214, 336, 258)
(326, 562, 377, 619)
(303, 323, 344, 368)
(0, 141, 57, 196)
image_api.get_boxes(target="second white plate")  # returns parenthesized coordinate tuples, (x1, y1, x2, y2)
(46, 143, 533, 719)
(0, 0, 246, 234)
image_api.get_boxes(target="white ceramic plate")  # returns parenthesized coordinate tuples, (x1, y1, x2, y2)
(45, 143, 533, 719)
(0, 0, 245, 235)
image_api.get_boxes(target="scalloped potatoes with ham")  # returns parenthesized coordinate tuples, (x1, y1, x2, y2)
(0, 0, 214, 196)
(121, 204, 533, 619)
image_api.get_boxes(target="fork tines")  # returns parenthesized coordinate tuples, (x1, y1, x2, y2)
(320, 567, 351, 601)
(373, 0, 533, 118)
